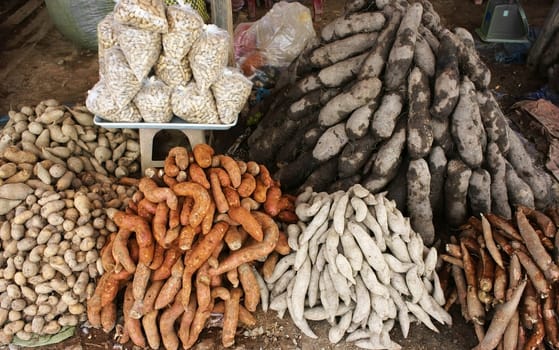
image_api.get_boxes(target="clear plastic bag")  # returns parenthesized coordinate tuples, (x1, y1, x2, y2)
(171, 82, 219, 123)
(114, 0, 168, 33)
(97, 12, 117, 79)
(86, 80, 142, 122)
(235, 2, 316, 70)
(104, 46, 142, 108)
(188, 24, 230, 91)
(163, 2, 204, 59)
(115, 21, 162, 82)
(155, 54, 192, 87)
(133, 76, 174, 122)
(212, 68, 253, 124)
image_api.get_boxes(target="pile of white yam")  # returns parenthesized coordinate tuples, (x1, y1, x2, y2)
(266, 184, 449, 349)
(247, 0, 555, 244)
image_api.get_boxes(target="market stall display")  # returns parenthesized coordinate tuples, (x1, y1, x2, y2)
(442, 205, 559, 349)
(246, 0, 556, 244)
(267, 184, 449, 348)
(87, 0, 252, 126)
(0, 101, 139, 343)
(87, 144, 297, 349)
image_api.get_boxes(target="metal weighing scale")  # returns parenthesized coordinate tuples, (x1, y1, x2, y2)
(476, 0, 530, 43)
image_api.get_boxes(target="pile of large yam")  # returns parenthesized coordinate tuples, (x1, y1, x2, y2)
(441, 205, 559, 349)
(246, 0, 555, 245)
(87, 144, 296, 349)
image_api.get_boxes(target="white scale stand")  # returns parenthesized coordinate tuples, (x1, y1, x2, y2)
(94, 115, 237, 173)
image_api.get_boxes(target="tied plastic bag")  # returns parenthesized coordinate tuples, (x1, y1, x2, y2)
(115, 21, 162, 82)
(114, 0, 168, 33)
(235, 2, 316, 73)
(188, 24, 230, 91)
(171, 82, 219, 123)
(134, 77, 174, 122)
(86, 81, 142, 122)
(163, 2, 204, 59)
(104, 46, 142, 108)
(155, 54, 192, 87)
(97, 13, 117, 78)
(212, 68, 253, 124)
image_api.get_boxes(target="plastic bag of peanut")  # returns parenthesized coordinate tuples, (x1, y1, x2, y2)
(188, 24, 230, 91)
(171, 82, 220, 123)
(212, 68, 253, 124)
(86, 81, 142, 122)
(154, 54, 192, 87)
(115, 22, 162, 82)
(114, 0, 168, 33)
(163, 2, 204, 59)
(97, 12, 117, 79)
(104, 46, 142, 108)
(133, 76, 174, 123)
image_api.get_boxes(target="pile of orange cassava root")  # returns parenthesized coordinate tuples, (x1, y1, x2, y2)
(86, 144, 295, 349)
(441, 205, 559, 350)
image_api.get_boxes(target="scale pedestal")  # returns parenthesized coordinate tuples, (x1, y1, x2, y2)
(476, 0, 530, 43)
(94, 116, 237, 174)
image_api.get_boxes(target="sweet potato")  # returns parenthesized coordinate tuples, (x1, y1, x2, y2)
(123, 284, 146, 348)
(384, 3, 423, 90)
(188, 163, 210, 189)
(219, 155, 242, 188)
(112, 228, 136, 273)
(321, 12, 386, 42)
(444, 159, 472, 227)
(180, 197, 194, 227)
(101, 303, 117, 333)
(131, 262, 151, 314)
(178, 297, 197, 347)
(172, 182, 211, 227)
(185, 300, 213, 349)
(407, 158, 435, 244)
(228, 206, 263, 242)
(238, 263, 260, 312)
(113, 212, 154, 266)
(318, 78, 382, 127)
(152, 202, 169, 247)
(193, 144, 214, 168)
(359, 7, 403, 80)
(152, 247, 182, 280)
(142, 310, 160, 350)
(164, 147, 188, 178)
(143, 280, 165, 314)
(195, 263, 212, 312)
(139, 178, 178, 211)
(430, 31, 460, 119)
(407, 66, 433, 159)
(210, 212, 278, 275)
(184, 221, 229, 276)
(222, 288, 242, 347)
(237, 173, 256, 198)
(155, 259, 184, 310)
(224, 226, 246, 251)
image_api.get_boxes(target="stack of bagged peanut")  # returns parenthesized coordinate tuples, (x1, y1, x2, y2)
(265, 185, 451, 349)
(0, 101, 140, 344)
(88, 144, 296, 349)
(88, 0, 252, 124)
(441, 206, 559, 349)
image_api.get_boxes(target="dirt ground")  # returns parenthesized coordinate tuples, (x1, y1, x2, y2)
(0, 0, 554, 349)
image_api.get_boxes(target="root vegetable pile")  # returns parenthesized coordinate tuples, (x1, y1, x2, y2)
(88, 0, 252, 125)
(0, 100, 140, 344)
(266, 184, 450, 349)
(441, 206, 559, 349)
(89, 144, 296, 349)
(246, 0, 555, 244)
